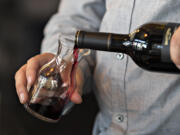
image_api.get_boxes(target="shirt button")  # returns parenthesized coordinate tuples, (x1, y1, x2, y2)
(116, 114, 124, 122)
(116, 53, 124, 60)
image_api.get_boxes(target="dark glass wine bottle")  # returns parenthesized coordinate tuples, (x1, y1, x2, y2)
(74, 23, 180, 73)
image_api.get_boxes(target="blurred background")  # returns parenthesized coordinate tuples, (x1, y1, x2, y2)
(0, 0, 98, 135)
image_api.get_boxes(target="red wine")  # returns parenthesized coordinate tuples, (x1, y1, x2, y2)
(26, 49, 79, 122)
(29, 97, 66, 120)
(75, 23, 180, 73)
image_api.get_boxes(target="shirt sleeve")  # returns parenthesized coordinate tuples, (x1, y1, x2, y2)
(41, 0, 105, 93)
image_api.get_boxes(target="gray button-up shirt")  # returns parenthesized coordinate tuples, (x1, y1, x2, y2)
(41, 0, 180, 135)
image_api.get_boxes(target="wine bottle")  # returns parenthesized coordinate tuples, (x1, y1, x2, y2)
(74, 23, 180, 73)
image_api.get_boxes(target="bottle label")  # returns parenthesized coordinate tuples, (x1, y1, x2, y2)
(161, 23, 180, 63)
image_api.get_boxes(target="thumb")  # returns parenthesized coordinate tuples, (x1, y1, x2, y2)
(70, 89, 83, 104)
(170, 27, 180, 69)
(70, 66, 84, 104)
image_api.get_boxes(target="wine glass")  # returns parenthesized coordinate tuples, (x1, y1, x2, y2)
(24, 40, 90, 123)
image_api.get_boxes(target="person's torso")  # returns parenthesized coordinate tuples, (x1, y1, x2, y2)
(93, 0, 180, 135)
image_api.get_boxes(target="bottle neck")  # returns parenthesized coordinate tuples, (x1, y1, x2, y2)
(74, 31, 132, 54)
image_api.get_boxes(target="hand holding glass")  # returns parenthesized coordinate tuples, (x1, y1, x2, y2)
(24, 40, 90, 123)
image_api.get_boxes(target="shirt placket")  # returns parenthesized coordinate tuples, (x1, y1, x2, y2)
(111, 52, 128, 133)
(110, 0, 136, 134)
